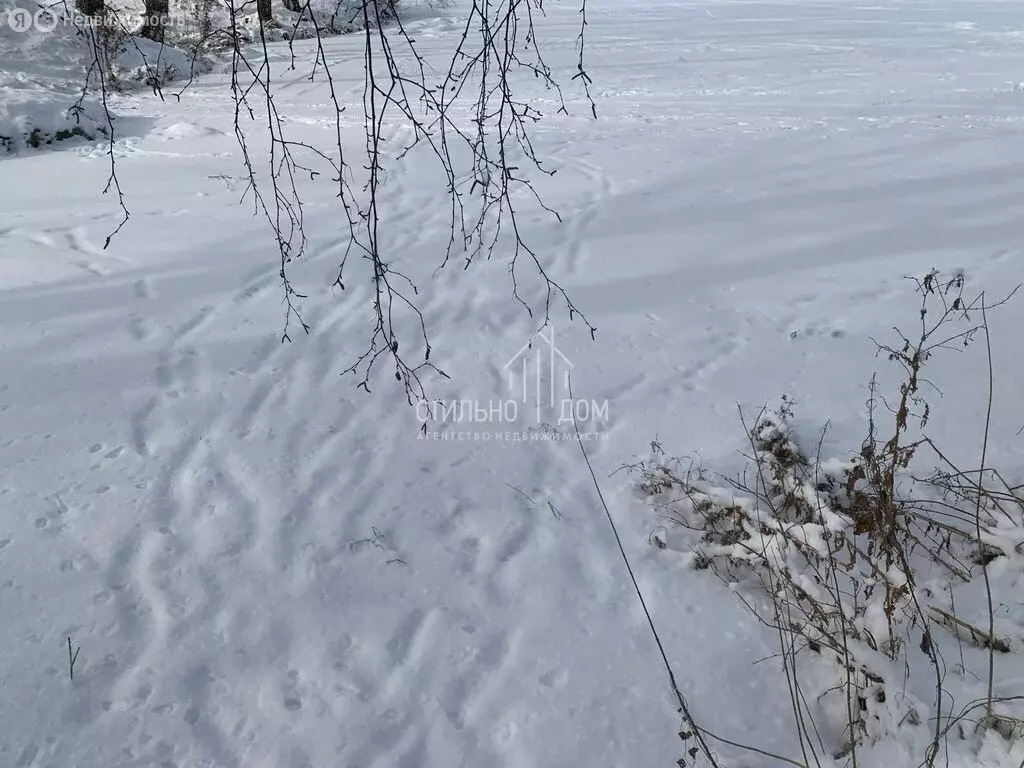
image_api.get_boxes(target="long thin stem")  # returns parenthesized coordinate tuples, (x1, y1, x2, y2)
(975, 297, 997, 718)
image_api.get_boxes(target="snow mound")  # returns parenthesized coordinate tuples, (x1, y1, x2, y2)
(150, 120, 226, 140)
(107, 35, 213, 89)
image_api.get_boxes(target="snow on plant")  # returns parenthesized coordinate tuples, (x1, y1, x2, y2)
(628, 271, 1024, 766)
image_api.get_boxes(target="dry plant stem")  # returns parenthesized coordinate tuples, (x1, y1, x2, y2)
(691, 725, 808, 768)
(927, 607, 1009, 654)
(948, 584, 966, 674)
(566, 377, 721, 768)
(812, 423, 859, 768)
(834, 565, 858, 768)
(975, 297, 997, 719)
(67, 637, 80, 682)
(738, 405, 819, 768)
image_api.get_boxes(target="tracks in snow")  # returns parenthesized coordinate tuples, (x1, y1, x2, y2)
(99, 108, 621, 765)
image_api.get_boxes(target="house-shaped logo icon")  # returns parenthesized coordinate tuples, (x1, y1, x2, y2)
(503, 326, 574, 422)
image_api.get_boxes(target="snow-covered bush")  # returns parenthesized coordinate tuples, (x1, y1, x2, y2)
(628, 271, 1024, 766)
(107, 34, 210, 90)
(0, 0, 111, 153)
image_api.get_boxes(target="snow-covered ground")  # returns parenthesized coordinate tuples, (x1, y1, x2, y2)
(2, 0, 1024, 766)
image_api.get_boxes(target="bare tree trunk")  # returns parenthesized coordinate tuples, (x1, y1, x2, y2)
(76, 0, 105, 17)
(140, 0, 169, 42)
(257, 0, 273, 24)
(196, 0, 213, 40)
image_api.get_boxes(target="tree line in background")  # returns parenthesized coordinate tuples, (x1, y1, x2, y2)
(68, 0, 399, 46)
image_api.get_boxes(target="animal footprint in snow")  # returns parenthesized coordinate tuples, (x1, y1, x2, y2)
(88, 444, 126, 465)
(789, 325, 846, 340)
(283, 670, 304, 713)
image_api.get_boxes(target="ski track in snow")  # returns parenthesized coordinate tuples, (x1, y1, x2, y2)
(3, 0, 1024, 766)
